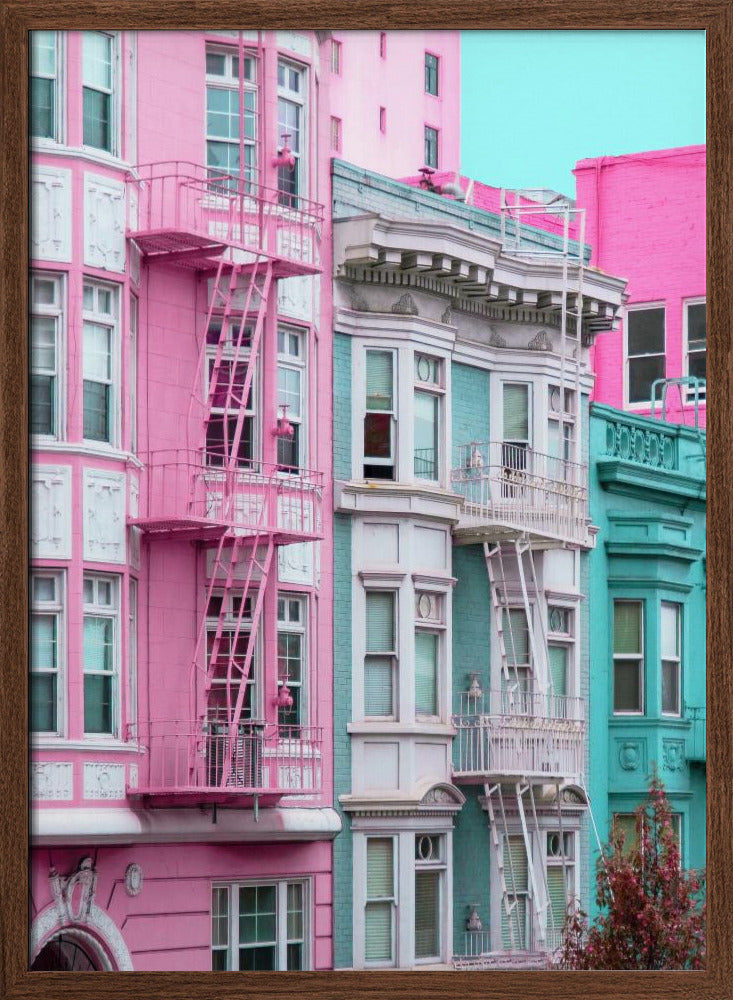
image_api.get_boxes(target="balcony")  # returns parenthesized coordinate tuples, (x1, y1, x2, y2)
(128, 720, 323, 807)
(451, 441, 590, 546)
(131, 450, 323, 543)
(454, 930, 555, 970)
(452, 690, 585, 782)
(128, 162, 324, 276)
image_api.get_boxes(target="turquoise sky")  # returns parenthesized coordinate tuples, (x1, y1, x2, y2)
(461, 31, 706, 197)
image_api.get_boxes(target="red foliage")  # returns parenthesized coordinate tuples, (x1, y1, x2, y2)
(559, 777, 706, 970)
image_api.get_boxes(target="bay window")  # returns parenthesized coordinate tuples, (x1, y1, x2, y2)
(31, 572, 64, 734)
(31, 273, 63, 438)
(364, 349, 395, 479)
(613, 600, 644, 714)
(31, 31, 59, 140)
(212, 881, 307, 970)
(206, 46, 257, 192)
(83, 575, 118, 735)
(364, 591, 397, 717)
(365, 838, 395, 964)
(82, 32, 116, 153)
(83, 281, 117, 444)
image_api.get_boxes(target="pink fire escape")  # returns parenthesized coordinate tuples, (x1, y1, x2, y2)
(127, 164, 325, 807)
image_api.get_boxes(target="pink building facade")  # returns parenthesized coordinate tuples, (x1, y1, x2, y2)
(574, 146, 706, 426)
(29, 29, 460, 972)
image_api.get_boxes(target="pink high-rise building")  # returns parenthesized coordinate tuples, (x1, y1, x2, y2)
(574, 146, 706, 427)
(28, 28, 460, 972)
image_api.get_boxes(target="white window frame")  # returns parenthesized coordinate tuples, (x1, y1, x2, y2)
(277, 58, 307, 201)
(363, 348, 396, 480)
(205, 588, 259, 723)
(82, 31, 120, 156)
(204, 315, 257, 468)
(414, 591, 444, 720)
(414, 833, 446, 963)
(31, 571, 65, 737)
(82, 573, 119, 738)
(413, 353, 444, 484)
(82, 279, 119, 447)
(547, 383, 576, 467)
(31, 271, 65, 440)
(205, 44, 258, 192)
(129, 294, 138, 453)
(363, 589, 398, 720)
(545, 830, 576, 947)
(500, 603, 534, 713)
(661, 601, 682, 717)
(683, 296, 706, 400)
(277, 326, 307, 473)
(211, 879, 310, 971)
(613, 599, 645, 716)
(364, 836, 397, 967)
(128, 577, 138, 733)
(330, 39, 342, 74)
(30, 30, 62, 143)
(546, 603, 576, 709)
(624, 302, 666, 409)
(277, 592, 307, 728)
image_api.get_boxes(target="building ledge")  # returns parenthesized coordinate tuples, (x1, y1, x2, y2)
(335, 479, 462, 522)
(596, 458, 706, 507)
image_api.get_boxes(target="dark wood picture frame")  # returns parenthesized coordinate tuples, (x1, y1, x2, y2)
(1, 3, 729, 998)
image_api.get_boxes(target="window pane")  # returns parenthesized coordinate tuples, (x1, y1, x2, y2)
(83, 32, 112, 88)
(687, 302, 706, 348)
(364, 657, 393, 716)
(366, 352, 393, 410)
(414, 391, 438, 480)
(84, 674, 112, 732)
(614, 660, 641, 712)
(364, 413, 392, 460)
(613, 602, 641, 654)
(546, 866, 568, 939)
(366, 593, 394, 651)
(662, 660, 680, 713)
(31, 673, 57, 732)
(549, 645, 567, 697)
(503, 384, 529, 441)
(239, 945, 276, 970)
(84, 617, 113, 671)
(83, 88, 111, 151)
(31, 614, 56, 669)
(33, 577, 56, 602)
(83, 322, 111, 379)
(212, 887, 229, 947)
(503, 835, 528, 891)
(83, 381, 110, 441)
(688, 351, 706, 382)
(365, 902, 392, 962)
(31, 77, 55, 138)
(627, 308, 665, 356)
(661, 603, 679, 658)
(206, 52, 226, 75)
(613, 813, 639, 853)
(415, 870, 440, 958)
(30, 374, 54, 435)
(367, 838, 394, 897)
(503, 609, 530, 665)
(32, 316, 56, 370)
(415, 631, 437, 715)
(629, 354, 666, 404)
(31, 31, 56, 75)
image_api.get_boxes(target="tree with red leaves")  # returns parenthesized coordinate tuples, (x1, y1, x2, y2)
(560, 777, 706, 970)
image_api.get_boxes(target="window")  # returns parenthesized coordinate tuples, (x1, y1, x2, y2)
(212, 881, 307, 970)
(424, 52, 439, 95)
(277, 328, 306, 472)
(330, 116, 341, 152)
(414, 354, 443, 481)
(501, 607, 532, 712)
(206, 46, 257, 192)
(128, 579, 138, 730)
(277, 60, 305, 206)
(31, 573, 64, 734)
(548, 605, 575, 712)
(613, 600, 644, 714)
(547, 384, 575, 471)
(364, 349, 395, 479)
(546, 831, 575, 948)
(365, 838, 395, 964)
(83, 281, 117, 444)
(31, 273, 63, 437)
(31, 31, 59, 140)
(684, 299, 706, 397)
(503, 383, 531, 476)
(83, 575, 118, 735)
(379, 107, 386, 133)
(330, 39, 341, 74)
(379, 33, 387, 59)
(82, 32, 115, 153)
(626, 306, 665, 404)
(205, 318, 255, 467)
(661, 602, 681, 715)
(277, 594, 306, 728)
(424, 125, 438, 168)
(414, 835, 444, 961)
(415, 591, 443, 718)
(364, 591, 396, 717)
(129, 295, 138, 452)
(613, 812, 682, 857)
(206, 589, 257, 724)
(501, 835, 529, 949)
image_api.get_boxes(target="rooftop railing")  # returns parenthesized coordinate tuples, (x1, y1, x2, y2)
(132, 448, 323, 542)
(130, 720, 323, 801)
(128, 162, 324, 273)
(451, 441, 589, 545)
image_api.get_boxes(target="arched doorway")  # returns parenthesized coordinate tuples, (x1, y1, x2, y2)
(31, 930, 106, 971)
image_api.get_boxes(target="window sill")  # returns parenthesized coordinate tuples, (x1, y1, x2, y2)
(348, 721, 454, 736)
(31, 141, 131, 173)
(32, 440, 144, 469)
(31, 738, 141, 753)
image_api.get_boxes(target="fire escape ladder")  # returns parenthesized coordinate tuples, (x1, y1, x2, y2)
(515, 538, 550, 697)
(484, 543, 521, 711)
(485, 782, 519, 951)
(517, 782, 547, 949)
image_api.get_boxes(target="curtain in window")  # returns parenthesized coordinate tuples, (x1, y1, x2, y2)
(414, 870, 440, 958)
(366, 352, 393, 410)
(366, 593, 394, 651)
(548, 645, 567, 697)
(546, 866, 568, 940)
(614, 602, 641, 654)
(503, 384, 529, 441)
(366, 839, 393, 961)
(502, 609, 529, 665)
(501, 835, 528, 949)
(415, 631, 437, 715)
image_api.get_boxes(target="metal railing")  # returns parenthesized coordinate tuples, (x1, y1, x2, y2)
(456, 689, 585, 722)
(454, 930, 552, 969)
(451, 441, 589, 544)
(134, 449, 323, 538)
(132, 719, 323, 796)
(129, 161, 324, 270)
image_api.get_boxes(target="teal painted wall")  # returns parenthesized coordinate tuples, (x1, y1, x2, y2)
(588, 403, 706, 916)
(451, 361, 491, 468)
(452, 788, 493, 948)
(333, 333, 352, 481)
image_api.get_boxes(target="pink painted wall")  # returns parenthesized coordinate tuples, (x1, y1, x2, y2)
(330, 31, 461, 177)
(574, 145, 706, 426)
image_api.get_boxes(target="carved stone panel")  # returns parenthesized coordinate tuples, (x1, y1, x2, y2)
(83, 762, 126, 800)
(84, 172, 126, 273)
(83, 469, 126, 564)
(277, 274, 314, 321)
(278, 541, 314, 585)
(31, 762, 73, 800)
(31, 465, 72, 560)
(31, 166, 72, 262)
